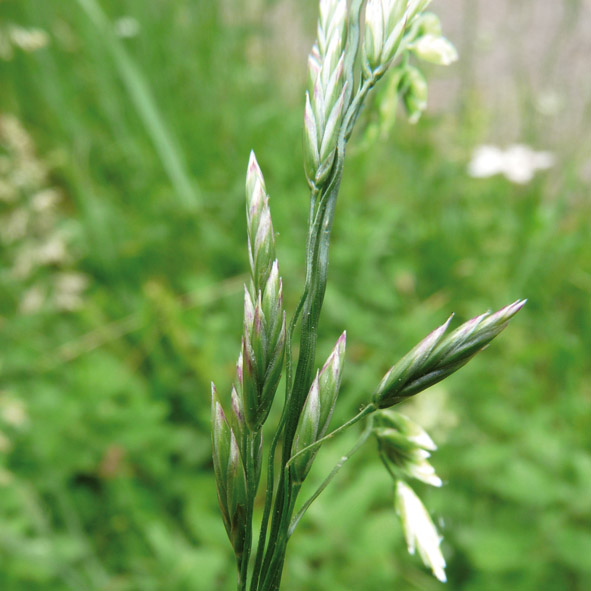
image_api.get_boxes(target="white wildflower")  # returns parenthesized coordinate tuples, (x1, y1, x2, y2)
(54, 272, 88, 311)
(1, 114, 85, 315)
(31, 188, 61, 212)
(396, 480, 447, 583)
(1, 397, 28, 428)
(36, 236, 68, 265)
(502, 145, 555, 184)
(2, 208, 29, 243)
(468, 144, 555, 184)
(9, 26, 50, 53)
(467, 145, 505, 179)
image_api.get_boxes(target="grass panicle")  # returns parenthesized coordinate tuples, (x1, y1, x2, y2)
(210, 2, 524, 589)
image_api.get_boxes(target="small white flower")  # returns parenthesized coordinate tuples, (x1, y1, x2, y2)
(31, 189, 61, 212)
(2, 208, 29, 243)
(468, 144, 554, 184)
(502, 144, 555, 184)
(36, 236, 68, 265)
(9, 26, 50, 53)
(396, 480, 447, 583)
(467, 145, 505, 179)
(1, 397, 28, 428)
(54, 272, 88, 311)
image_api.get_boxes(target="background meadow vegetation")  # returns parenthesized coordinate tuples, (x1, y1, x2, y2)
(1, 0, 590, 589)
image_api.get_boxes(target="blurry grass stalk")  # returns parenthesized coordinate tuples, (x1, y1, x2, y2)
(22, 274, 246, 377)
(75, 0, 200, 209)
(211, 1, 523, 590)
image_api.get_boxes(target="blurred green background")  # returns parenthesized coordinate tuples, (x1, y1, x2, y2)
(1, 0, 590, 589)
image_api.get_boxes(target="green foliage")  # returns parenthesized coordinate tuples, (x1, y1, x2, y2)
(1, 0, 590, 590)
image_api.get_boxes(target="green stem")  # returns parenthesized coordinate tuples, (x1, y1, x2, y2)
(279, 0, 367, 471)
(286, 404, 376, 476)
(263, 405, 376, 588)
(288, 414, 375, 537)
(344, 75, 378, 140)
(257, 3, 368, 588)
(239, 432, 259, 591)
(260, 405, 376, 591)
(259, 179, 337, 586)
(260, 482, 302, 591)
(249, 187, 320, 591)
(379, 449, 399, 482)
(249, 441, 274, 591)
(258, 176, 340, 574)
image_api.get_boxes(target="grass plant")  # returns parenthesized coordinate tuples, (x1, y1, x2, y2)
(2, 1, 590, 590)
(211, 2, 524, 589)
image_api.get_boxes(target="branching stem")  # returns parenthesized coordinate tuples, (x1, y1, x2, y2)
(288, 413, 375, 537)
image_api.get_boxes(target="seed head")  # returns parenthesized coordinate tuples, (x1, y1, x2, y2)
(363, 0, 408, 72)
(396, 480, 446, 582)
(411, 34, 458, 66)
(374, 300, 526, 408)
(291, 373, 322, 483)
(291, 332, 346, 483)
(304, 0, 348, 188)
(246, 151, 276, 294)
(375, 410, 442, 487)
(240, 282, 286, 432)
